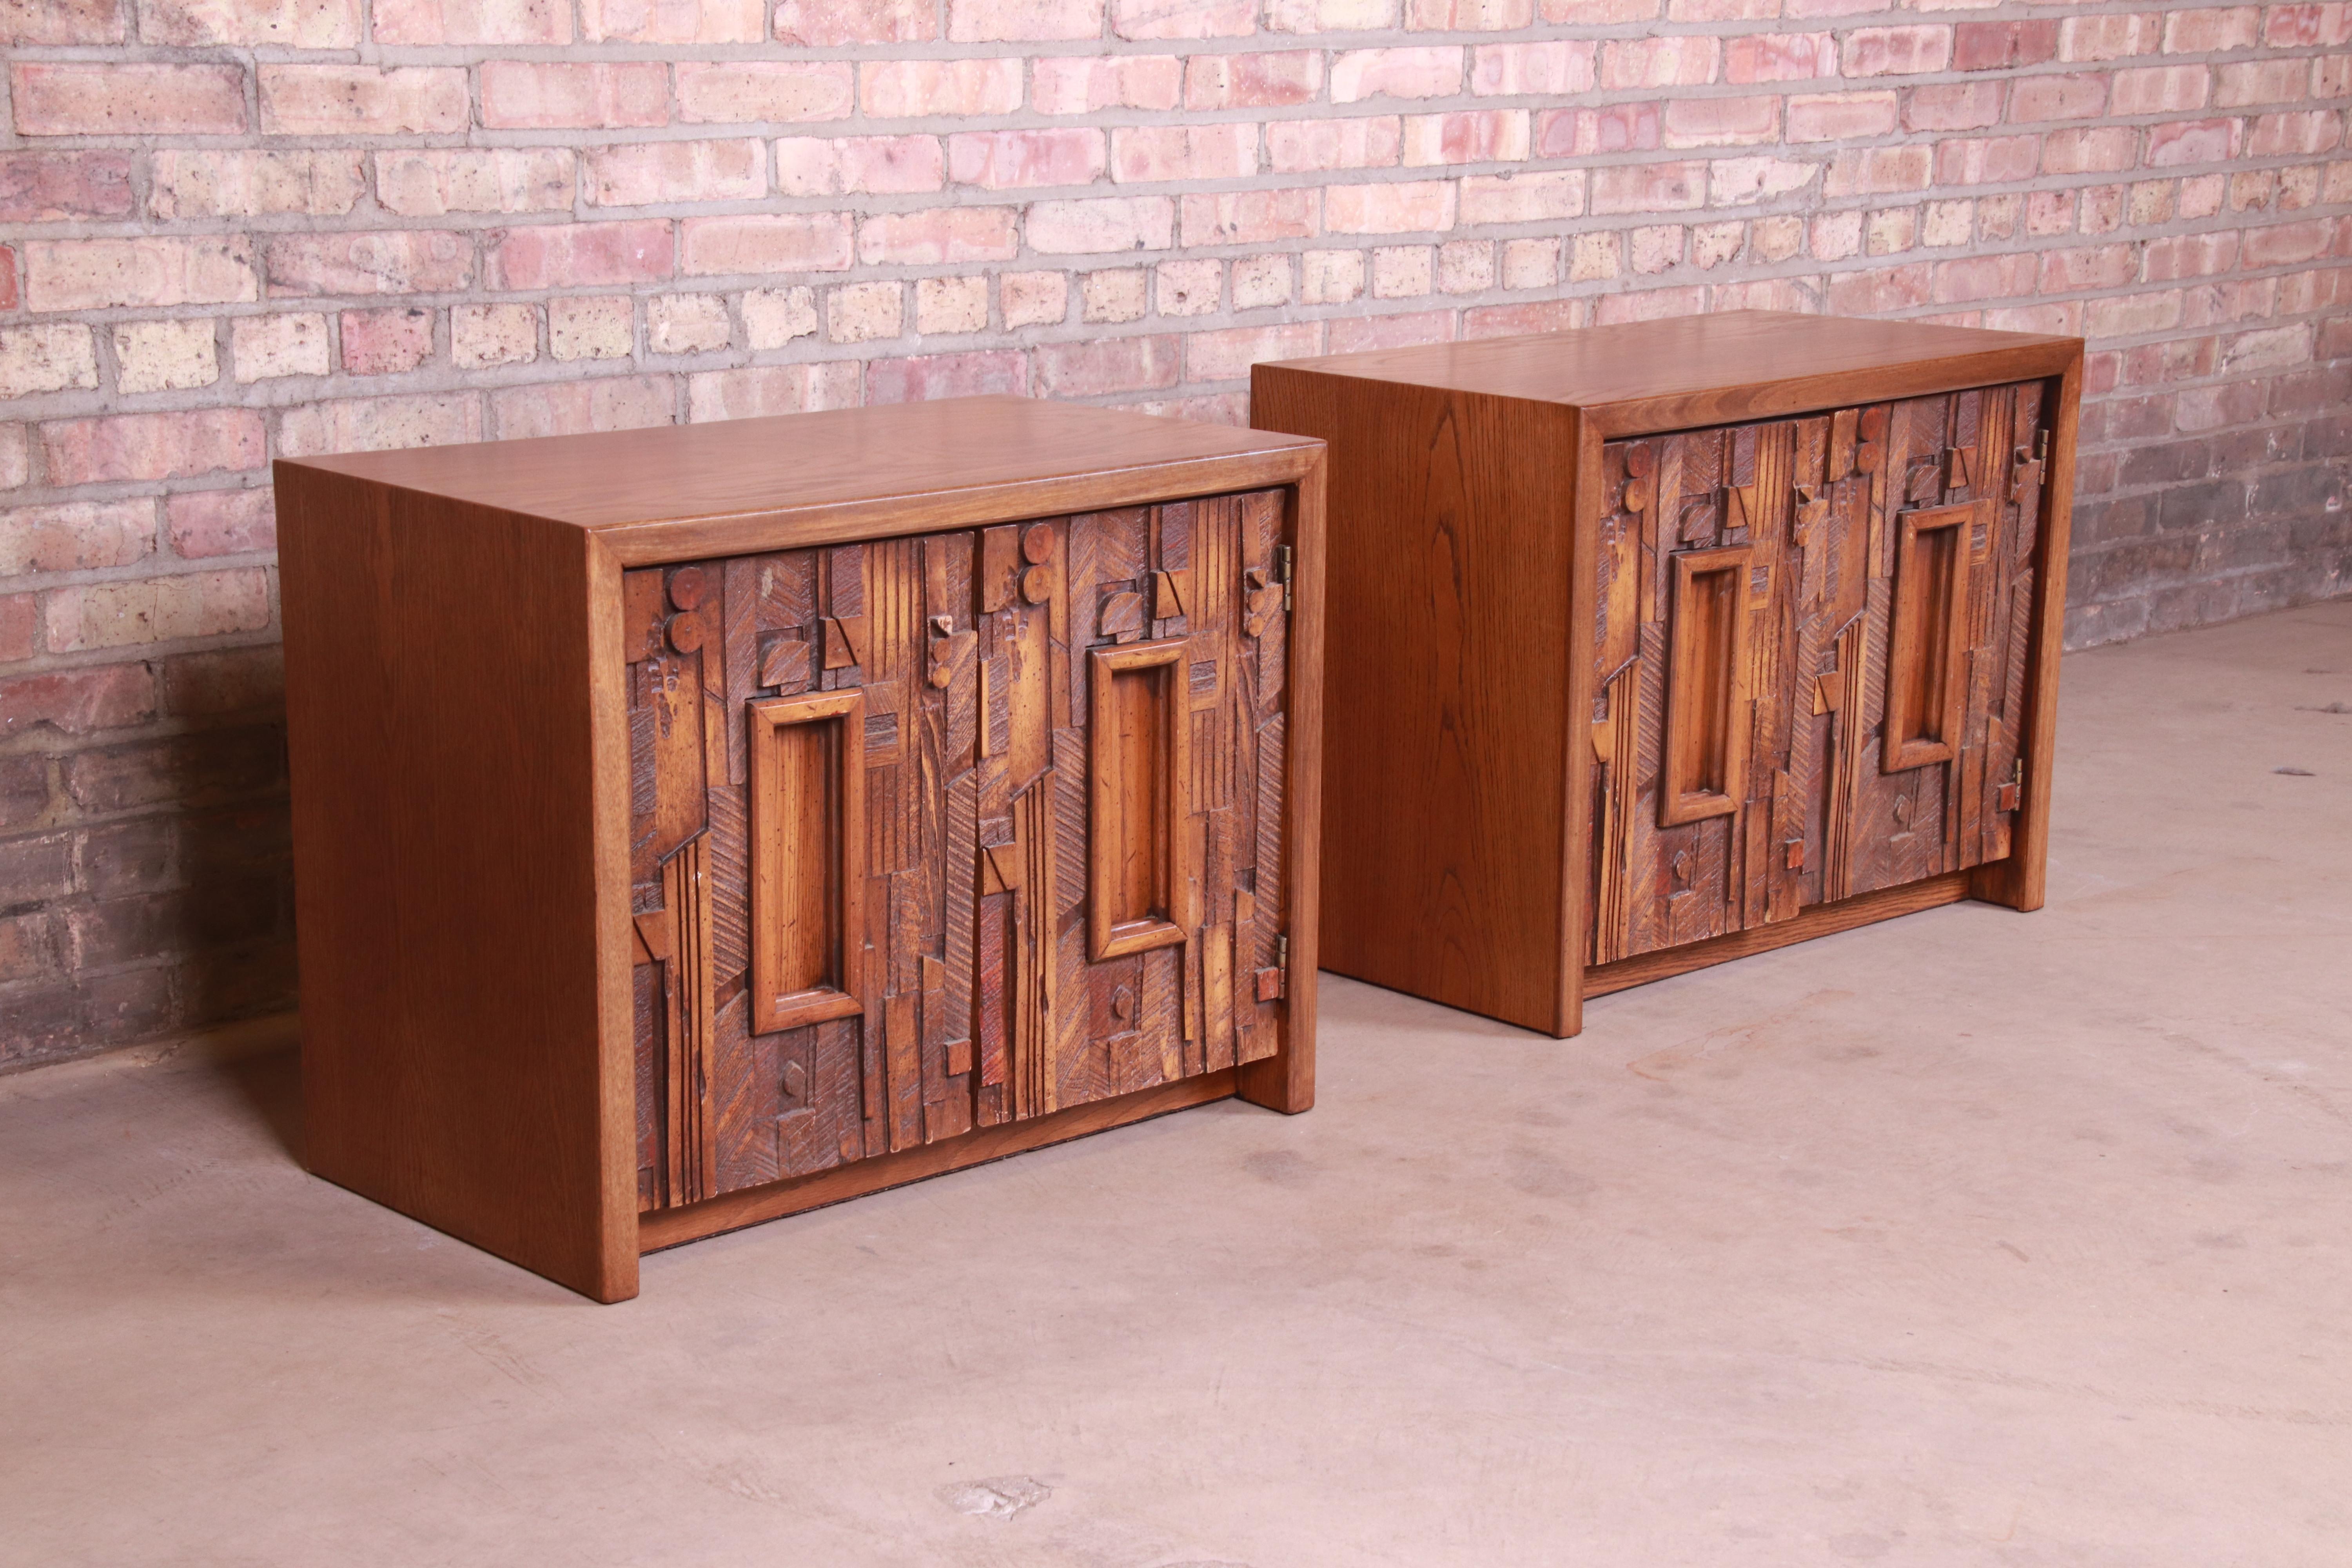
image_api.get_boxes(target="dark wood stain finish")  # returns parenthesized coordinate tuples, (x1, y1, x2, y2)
(1254, 310, 2079, 1037)
(279, 397, 1325, 1301)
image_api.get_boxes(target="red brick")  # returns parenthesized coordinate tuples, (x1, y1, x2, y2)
(481, 61, 669, 129)
(2241, 219, 2338, 268)
(861, 59, 1024, 118)
(679, 214, 854, 276)
(1661, 94, 1780, 147)
(1788, 92, 1898, 142)
(865, 349, 1028, 402)
(0, 664, 156, 739)
(374, 0, 569, 43)
(490, 376, 677, 439)
(10, 64, 246, 136)
(1590, 160, 1706, 214)
(23, 237, 257, 313)
(1463, 298, 1586, 338)
(949, 129, 1107, 189)
(259, 66, 471, 135)
(486, 221, 673, 288)
(1185, 51, 1321, 109)
(2163, 7, 2261, 52)
(1033, 335, 1181, 396)
(856, 207, 1020, 265)
(2145, 118, 2239, 167)
(1, 0, 126, 44)
(2009, 73, 2110, 123)
(1114, 0, 1253, 36)
(45, 569, 272, 653)
(1038, 54, 1185, 114)
(1722, 32, 1833, 83)
(265, 231, 474, 297)
(1457, 171, 1584, 223)
(778, 136, 947, 197)
(586, 139, 768, 205)
(1331, 48, 1467, 102)
(277, 393, 482, 457)
(166, 489, 275, 560)
(947, 0, 1101, 39)
(0, 595, 35, 664)
(2039, 126, 2138, 174)
(1953, 18, 2060, 71)
(43, 410, 266, 486)
(157, 150, 369, 220)
(1842, 26, 1953, 77)
(1028, 196, 1176, 253)
(1180, 189, 1319, 245)
(1269, 117, 1401, 173)
(1323, 180, 1456, 233)
(774, 0, 938, 43)
(1185, 323, 1321, 382)
(64, 726, 283, 813)
(0, 500, 154, 575)
(2110, 65, 2211, 117)
(0, 153, 135, 223)
(2040, 243, 2136, 292)
(1535, 103, 1659, 156)
(686, 363, 860, 421)
(1403, 110, 1530, 165)
(1826, 263, 1933, 314)
(1593, 285, 1708, 326)
(1470, 41, 1597, 94)
(1327, 310, 1454, 355)
(1932, 252, 2039, 304)
(0, 249, 15, 314)
(1111, 123, 1257, 182)
(162, 645, 284, 719)
(340, 308, 435, 375)
(2248, 111, 2344, 158)
(675, 61, 855, 124)
(1934, 134, 2040, 185)
(2141, 232, 2240, 281)
(2264, 3, 2352, 46)
(1599, 36, 1720, 89)
(2216, 59, 2312, 108)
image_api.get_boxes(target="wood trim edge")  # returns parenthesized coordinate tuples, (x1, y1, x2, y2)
(1583, 871, 1974, 998)
(639, 1069, 1243, 1252)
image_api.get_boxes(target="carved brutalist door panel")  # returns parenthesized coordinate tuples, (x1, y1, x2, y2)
(1589, 382, 2049, 965)
(626, 491, 1293, 1212)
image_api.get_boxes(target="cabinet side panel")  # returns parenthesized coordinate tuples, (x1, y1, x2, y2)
(1253, 370, 1572, 1034)
(281, 467, 625, 1301)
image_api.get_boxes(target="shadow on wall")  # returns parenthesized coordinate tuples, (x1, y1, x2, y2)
(2, 645, 297, 1074)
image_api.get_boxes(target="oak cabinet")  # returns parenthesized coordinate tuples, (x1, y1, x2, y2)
(279, 396, 1325, 1302)
(1252, 310, 2080, 1038)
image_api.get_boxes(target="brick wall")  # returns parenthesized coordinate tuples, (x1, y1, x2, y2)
(2, 0, 2347, 1070)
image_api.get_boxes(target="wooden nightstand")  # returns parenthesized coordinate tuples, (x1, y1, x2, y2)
(1252, 310, 2079, 1038)
(278, 396, 1325, 1301)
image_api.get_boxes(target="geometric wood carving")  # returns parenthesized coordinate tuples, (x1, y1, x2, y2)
(748, 689, 867, 1035)
(1883, 501, 1976, 773)
(1087, 636, 1195, 962)
(1660, 543, 1753, 827)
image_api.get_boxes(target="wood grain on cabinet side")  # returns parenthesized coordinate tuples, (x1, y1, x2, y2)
(279, 466, 635, 1303)
(1238, 464, 1325, 1111)
(1252, 370, 1575, 1037)
(1971, 360, 2081, 915)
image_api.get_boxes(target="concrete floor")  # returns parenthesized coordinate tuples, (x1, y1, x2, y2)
(4, 599, 2348, 1567)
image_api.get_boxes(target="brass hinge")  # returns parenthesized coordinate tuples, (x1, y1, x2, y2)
(2036, 428, 2050, 463)
(1255, 933, 1290, 1003)
(1996, 758, 2024, 813)
(1274, 544, 1294, 613)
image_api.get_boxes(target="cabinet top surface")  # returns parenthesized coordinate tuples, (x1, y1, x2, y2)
(1255, 310, 2080, 410)
(277, 394, 1321, 531)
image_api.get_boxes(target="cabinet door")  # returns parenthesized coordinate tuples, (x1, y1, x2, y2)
(1589, 383, 2049, 965)
(623, 491, 1294, 1212)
